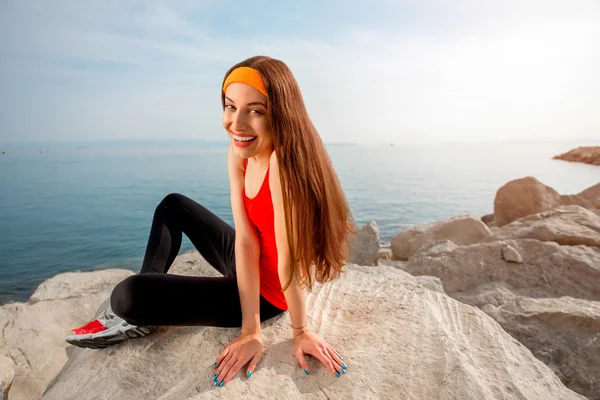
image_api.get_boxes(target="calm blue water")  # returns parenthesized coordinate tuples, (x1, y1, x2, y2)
(0, 139, 598, 304)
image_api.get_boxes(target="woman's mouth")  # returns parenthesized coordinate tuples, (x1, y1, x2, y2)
(233, 134, 257, 148)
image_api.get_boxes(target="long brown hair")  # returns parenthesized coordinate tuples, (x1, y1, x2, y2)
(221, 56, 355, 291)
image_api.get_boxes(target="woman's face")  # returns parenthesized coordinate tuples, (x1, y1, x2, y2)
(222, 83, 273, 159)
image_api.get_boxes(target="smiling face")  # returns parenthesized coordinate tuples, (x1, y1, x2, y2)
(222, 82, 273, 159)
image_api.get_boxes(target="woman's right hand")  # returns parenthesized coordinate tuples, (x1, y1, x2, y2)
(212, 332, 263, 387)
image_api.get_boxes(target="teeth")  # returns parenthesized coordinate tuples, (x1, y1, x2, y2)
(233, 135, 257, 142)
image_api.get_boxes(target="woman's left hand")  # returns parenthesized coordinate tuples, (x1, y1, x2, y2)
(293, 330, 347, 376)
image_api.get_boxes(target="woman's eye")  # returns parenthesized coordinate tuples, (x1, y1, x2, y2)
(250, 109, 263, 114)
(225, 104, 235, 110)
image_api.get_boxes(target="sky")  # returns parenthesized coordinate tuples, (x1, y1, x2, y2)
(0, 0, 599, 145)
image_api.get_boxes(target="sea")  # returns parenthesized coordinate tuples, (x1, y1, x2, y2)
(0, 139, 598, 304)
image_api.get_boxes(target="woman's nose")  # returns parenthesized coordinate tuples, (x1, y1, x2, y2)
(231, 111, 247, 131)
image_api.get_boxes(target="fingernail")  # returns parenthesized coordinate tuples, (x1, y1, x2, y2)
(213, 374, 218, 380)
(213, 380, 219, 386)
(219, 380, 225, 386)
(341, 368, 346, 374)
(335, 371, 340, 377)
(247, 371, 252, 378)
(339, 356, 344, 360)
(213, 362, 218, 368)
(304, 369, 309, 375)
(342, 362, 347, 369)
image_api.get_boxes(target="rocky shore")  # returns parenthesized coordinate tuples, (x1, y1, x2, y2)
(553, 146, 600, 166)
(1, 178, 599, 400)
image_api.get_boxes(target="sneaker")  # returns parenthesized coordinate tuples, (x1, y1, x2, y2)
(65, 305, 158, 349)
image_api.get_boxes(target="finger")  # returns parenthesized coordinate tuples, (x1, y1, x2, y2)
(246, 351, 262, 378)
(215, 354, 237, 386)
(326, 347, 346, 373)
(215, 350, 235, 379)
(214, 346, 231, 368)
(223, 359, 245, 385)
(295, 348, 310, 375)
(312, 349, 338, 377)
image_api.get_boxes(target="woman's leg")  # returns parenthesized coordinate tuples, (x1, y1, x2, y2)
(110, 273, 285, 327)
(113, 192, 285, 327)
(140, 193, 236, 276)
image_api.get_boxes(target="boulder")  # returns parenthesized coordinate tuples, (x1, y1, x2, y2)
(493, 177, 561, 226)
(0, 269, 134, 400)
(487, 205, 600, 247)
(0, 355, 15, 400)
(578, 183, 600, 206)
(501, 244, 522, 263)
(553, 146, 600, 166)
(390, 216, 490, 261)
(0, 251, 220, 400)
(413, 240, 459, 258)
(348, 221, 381, 266)
(480, 213, 495, 226)
(374, 247, 393, 263)
(42, 265, 583, 400)
(399, 238, 600, 399)
(482, 294, 600, 399)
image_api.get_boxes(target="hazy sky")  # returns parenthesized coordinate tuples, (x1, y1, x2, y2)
(1, 0, 599, 145)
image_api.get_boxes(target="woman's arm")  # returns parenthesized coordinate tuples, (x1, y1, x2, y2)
(269, 151, 307, 336)
(227, 143, 262, 335)
(270, 151, 346, 377)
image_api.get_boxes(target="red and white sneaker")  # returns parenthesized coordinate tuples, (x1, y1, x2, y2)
(65, 306, 158, 349)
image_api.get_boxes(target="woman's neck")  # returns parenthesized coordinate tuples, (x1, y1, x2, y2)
(251, 148, 273, 169)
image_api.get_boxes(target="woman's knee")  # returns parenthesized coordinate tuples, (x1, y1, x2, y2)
(110, 275, 143, 323)
(159, 193, 188, 211)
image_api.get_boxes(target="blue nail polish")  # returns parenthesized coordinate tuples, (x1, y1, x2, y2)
(339, 356, 344, 360)
(213, 362, 218, 368)
(247, 371, 252, 377)
(213, 380, 218, 386)
(335, 371, 340, 377)
(304, 369, 309, 375)
(341, 368, 346, 374)
(342, 362, 347, 369)
(219, 380, 225, 386)
(213, 374, 218, 380)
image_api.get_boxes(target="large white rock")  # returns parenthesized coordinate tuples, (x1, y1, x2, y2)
(348, 221, 381, 266)
(390, 215, 490, 261)
(0, 269, 134, 400)
(0, 252, 221, 400)
(400, 238, 600, 399)
(487, 205, 600, 247)
(0, 355, 15, 400)
(42, 264, 583, 400)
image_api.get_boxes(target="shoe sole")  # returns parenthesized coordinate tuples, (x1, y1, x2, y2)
(66, 324, 159, 349)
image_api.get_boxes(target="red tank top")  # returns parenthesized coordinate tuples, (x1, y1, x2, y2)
(242, 158, 288, 310)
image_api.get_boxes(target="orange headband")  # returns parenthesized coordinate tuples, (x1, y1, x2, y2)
(222, 67, 268, 98)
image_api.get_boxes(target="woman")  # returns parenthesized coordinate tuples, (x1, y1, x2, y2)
(66, 56, 354, 387)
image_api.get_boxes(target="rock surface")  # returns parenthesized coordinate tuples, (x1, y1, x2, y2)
(0, 269, 134, 400)
(398, 236, 600, 399)
(493, 177, 561, 227)
(578, 183, 600, 204)
(348, 221, 381, 266)
(42, 263, 584, 400)
(494, 178, 599, 227)
(0, 355, 15, 400)
(390, 216, 490, 260)
(553, 146, 600, 166)
(487, 205, 600, 247)
(0, 252, 221, 400)
(501, 244, 523, 263)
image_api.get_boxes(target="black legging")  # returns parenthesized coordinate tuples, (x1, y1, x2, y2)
(109, 193, 286, 327)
